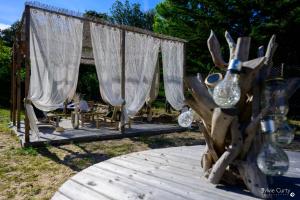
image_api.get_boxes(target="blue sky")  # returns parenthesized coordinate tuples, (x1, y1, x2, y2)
(0, 0, 162, 29)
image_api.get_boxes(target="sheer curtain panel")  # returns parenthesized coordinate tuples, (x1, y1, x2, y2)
(124, 32, 160, 119)
(27, 9, 83, 135)
(90, 23, 123, 106)
(161, 41, 185, 110)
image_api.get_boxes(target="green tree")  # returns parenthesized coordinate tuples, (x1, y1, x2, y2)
(84, 10, 111, 22)
(154, 0, 300, 75)
(0, 39, 11, 106)
(0, 21, 20, 47)
(110, 0, 155, 30)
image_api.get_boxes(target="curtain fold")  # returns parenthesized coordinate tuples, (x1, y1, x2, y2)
(90, 23, 123, 106)
(146, 57, 160, 105)
(161, 41, 185, 110)
(125, 32, 160, 118)
(27, 9, 83, 135)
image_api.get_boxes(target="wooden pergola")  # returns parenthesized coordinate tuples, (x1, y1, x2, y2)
(11, 2, 187, 144)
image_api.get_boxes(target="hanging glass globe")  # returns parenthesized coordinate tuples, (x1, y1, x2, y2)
(272, 116, 295, 147)
(178, 108, 193, 128)
(213, 59, 241, 108)
(257, 118, 289, 176)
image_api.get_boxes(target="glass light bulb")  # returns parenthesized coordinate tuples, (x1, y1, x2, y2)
(257, 119, 289, 176)
(213, 59, 241, 108)
(213, 72, 241, 108)
(178, 109, 193, 128)
(257, 142, 289, 176)
(272, 116, 295, 147)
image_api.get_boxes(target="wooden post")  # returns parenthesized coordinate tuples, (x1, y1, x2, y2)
(183, 42, 187, 79)
(11, 44, 16, 126)
(120, 29, 126, 133)
(24, 5, 31, 143)
(16, 35, 22, 130)
(10, 48, 13, 122)
(183, 42, 187, 94)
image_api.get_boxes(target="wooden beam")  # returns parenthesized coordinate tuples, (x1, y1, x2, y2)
(120, 29, 126, 133)
(24, 5, 31, 143)
(24, 4, 187, 43)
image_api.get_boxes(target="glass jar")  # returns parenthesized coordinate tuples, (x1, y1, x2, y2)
(261, 78, 288, 116)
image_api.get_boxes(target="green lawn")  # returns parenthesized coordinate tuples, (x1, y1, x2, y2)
(0, 107, 204, 200)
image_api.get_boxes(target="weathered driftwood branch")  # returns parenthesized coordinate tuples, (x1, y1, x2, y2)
(208, 117, 243, 184)
(235, 37, 251, 61)
(201, 122, 219, 162)
(207, 30, 227, 68)
(237, 158, 269, 199)
(225, 31, 236, 61)
(210, 108, 235, 155)
(185, 75, 217, 130)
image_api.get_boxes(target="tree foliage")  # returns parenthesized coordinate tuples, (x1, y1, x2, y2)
(85, 0, 155, 31)
(154, 0, 300, 75)
(110, 0, 155, 30)
(0, 21, 20, 47)
(84, 10, 111, 21)
(0, 39, 11, 106)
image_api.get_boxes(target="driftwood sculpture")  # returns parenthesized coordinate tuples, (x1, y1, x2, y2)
(185, 30, 300, 198)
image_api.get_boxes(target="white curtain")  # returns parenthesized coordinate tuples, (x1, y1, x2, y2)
(161, 40, 185, 110)
(125, 32, 160, 118)
(146, 58, 160, 105)
(27, 9, 83, 135)
(90, 23, 123, 106)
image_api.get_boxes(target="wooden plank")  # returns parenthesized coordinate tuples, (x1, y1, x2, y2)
(80, 167, 195, 200)
(55, 179, 112, 200)
(51, 191, 72, 200)
(127, 153, 202, 174)
(94, 162, 256, 200)
(140, 149, 201, 164)
(90, 165, 224, 200)
(105, 158, 255, 199)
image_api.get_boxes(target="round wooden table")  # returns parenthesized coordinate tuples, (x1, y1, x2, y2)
(52, 145, 300, 200)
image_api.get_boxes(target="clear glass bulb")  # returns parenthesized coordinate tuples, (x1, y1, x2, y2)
(257, 141, 289, 176)
(257, 119, 289, 176)
(272, 116, 295, 147)
(213, 72, 241, 108)
(178, 108, 193, 128)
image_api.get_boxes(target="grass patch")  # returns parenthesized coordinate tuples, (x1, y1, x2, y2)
(104, 143, 135, 157)
(13, 147, 39, 156)
(0, 107, 11, 132)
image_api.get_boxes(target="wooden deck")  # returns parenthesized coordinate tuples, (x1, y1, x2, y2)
(52, 145, 300, 200)
(12, 120, 186, 147)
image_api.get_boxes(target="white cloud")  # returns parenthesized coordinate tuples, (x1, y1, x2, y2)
(0, 23, 11, 30)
